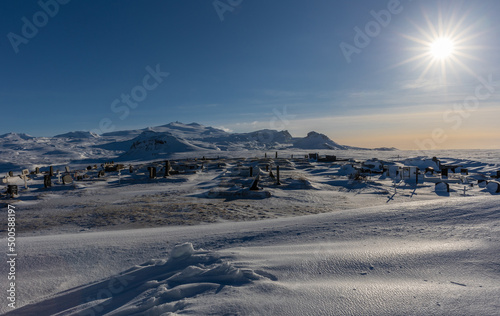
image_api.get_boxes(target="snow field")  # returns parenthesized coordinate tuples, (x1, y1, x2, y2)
(2, 195, 499, 315)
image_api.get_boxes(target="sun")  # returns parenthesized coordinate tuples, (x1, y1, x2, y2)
(395, 6, 483, 82)
(430, 37, 455, 60)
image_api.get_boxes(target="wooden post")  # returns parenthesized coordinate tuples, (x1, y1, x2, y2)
(129, 165, 134, 173)
(265, 153, 267, 158)
(442, 168, 448, 178)
(164, 160, 171, 177)
(275, 151, 278, 158)
(44, 175, 51, 188)
(249, 166, 253, 177)
(276, 165, 281, 185)
(35, 167, 40, 174)
(266, 165, 269, 172)
(49, 166, 54, 177)
(149, 167, 156, 179)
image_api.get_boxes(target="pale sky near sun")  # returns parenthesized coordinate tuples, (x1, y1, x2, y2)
(2, 0, 500, 149)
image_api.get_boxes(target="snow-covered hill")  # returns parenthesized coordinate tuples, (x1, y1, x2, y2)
(293, 131, 347, 150)
(0, 132, 35, 141)
(120, 131, 214, 160)
(0, 121, 393, 172)
(53, 131, 100, 139)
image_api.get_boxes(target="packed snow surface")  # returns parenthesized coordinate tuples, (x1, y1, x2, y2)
(2, 196, 499, 315)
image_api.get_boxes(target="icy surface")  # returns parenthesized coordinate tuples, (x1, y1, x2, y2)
(2, 196, 499, 315)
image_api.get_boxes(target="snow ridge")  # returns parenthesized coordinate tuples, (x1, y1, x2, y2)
(6, 243, 263, 316)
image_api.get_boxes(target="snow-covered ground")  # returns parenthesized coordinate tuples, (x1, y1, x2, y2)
(1, 123, 499, 315)
(2, 196, 499, 315)
(2, 153, 499, 237)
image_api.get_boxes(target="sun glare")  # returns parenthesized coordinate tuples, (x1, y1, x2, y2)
(396, 6, 482, 82)
(430, 37, 455, 60)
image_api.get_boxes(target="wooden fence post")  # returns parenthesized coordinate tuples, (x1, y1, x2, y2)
(276, 165, 281, 185)
(164, 160, 171, 177)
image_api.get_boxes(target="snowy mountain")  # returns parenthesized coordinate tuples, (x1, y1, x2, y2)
(0, 122, 396, 172)
(120, 131, 213, 160)
(54, 131, 100, 139)
(292, 131, 347, 150)
(0, 132, 35, 141)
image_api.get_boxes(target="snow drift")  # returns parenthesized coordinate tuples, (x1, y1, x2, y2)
(3, 196, 500, 315)
(7, 243, 263, 316)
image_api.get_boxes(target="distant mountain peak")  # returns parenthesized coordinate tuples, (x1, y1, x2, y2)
(306, 131, 329, 139)
(121, 130, 207, 159)
(0, 132, 35, 140)
(54, 131, 100, 139)
(293, 131, 347, 150)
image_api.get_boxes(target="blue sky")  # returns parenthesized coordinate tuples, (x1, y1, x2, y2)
(2, 0, 500, 149)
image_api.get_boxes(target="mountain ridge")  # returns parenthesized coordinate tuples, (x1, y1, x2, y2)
(0, 122, 396, 171)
